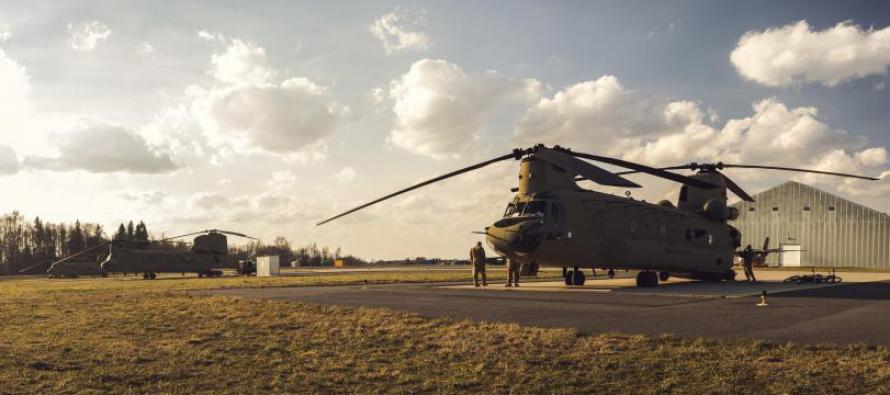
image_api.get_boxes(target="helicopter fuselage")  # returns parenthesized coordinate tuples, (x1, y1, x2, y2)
(485, 156, 738, 280)
(486, 189, 737, 279)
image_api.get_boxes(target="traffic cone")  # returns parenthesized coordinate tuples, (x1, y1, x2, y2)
(757, 290, 768, 307)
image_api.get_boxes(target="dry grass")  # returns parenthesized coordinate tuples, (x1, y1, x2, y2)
(0, 270, 517, 297)
(1, 273, 889, 394)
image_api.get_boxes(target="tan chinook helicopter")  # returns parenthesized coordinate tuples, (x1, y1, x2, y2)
(318, 145, 875, 287)
(47, 229, 259, 279)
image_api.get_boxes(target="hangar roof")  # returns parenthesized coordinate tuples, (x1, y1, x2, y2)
(731, 180, 888, 219)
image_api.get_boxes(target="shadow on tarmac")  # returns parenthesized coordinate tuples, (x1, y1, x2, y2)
(772, 281, 890, 301)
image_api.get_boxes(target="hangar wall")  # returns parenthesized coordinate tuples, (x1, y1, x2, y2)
(730, 181, 890, 269)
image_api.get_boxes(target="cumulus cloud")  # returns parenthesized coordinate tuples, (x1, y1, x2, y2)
(197, 30, 225, 42)
(143, 38, 344, 160)
(0, 145, 18, 174)
(333, 166, 357, 183)
(389, 59, 540, 158)
(139, 42, 155, 54)
(514, 75, 887, 197)
(188, 192, 232, 210)
(0, 47, 31, 142)
(119, 190, 166, 205)
(23, 119, 178, 173)
(515, 75, 669, 151)
(619, 98, 863, 168)
(731, 20, 890, 87)
(370, 8, 430, 53)
(209, 39, 275, 84)
(68, 21, 111, 52)
(181, 189, 314, 226)
(266, 170, 297, 189)
(192, 77, 344, 155)
(0, 24, 11, 42)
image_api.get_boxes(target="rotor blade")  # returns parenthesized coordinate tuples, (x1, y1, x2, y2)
(720, 164, 878, 180)
(613, 164, 693, 176)
(159, 230, 209, 242)
(47, 242, 109, 267)
(18, 259, 51, 274)
(213, 229, 259, 240)
(569, 155, 718, 189)
(718, 171, 755, 202)
(763, 237, 770, 251)
(317, 152, 519, 226)
(535, 147, 640, 188)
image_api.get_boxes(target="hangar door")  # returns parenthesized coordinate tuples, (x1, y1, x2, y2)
(778, 244, 802, 267)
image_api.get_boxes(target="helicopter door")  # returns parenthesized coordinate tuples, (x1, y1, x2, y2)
(551, 202, 570, 239)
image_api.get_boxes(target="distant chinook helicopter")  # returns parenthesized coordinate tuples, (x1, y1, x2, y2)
(47, 229, 258, 279)
(318, 144, 875, 287)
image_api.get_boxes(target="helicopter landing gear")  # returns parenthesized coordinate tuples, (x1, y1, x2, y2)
(607, 269, 615, 279)
(636, 271, 658, 287)
(564, 268, 586, 286)
(572, 270, 586, 286)
(724, 270, 737, 282)
(659, 271, 670, 282)
(143, 272, 156, 280)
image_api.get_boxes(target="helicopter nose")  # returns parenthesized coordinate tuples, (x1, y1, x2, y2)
(486, 216, 545, 255)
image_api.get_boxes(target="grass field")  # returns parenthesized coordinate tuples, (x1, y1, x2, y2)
(2, 272, 890, 394)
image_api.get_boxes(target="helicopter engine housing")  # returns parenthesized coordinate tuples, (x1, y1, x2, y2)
(703, 198, 739, 222)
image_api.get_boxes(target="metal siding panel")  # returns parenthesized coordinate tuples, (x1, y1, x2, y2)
(730, 181, 890, 270)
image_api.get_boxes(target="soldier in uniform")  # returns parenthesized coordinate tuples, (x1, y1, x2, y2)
(739, 244, 757, 282)
(505, 258, 522, 287)
(470, 241, 488, 287)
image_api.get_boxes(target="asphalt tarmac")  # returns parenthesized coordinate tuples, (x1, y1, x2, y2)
(206, 271, 890, 345)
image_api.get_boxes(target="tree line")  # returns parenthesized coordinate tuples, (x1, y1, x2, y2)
(0, 211, 106, 275)
(232, 236, 367, 267)
(1, 211, 367, 275)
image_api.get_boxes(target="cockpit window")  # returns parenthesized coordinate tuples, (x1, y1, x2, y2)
(522, 200, 548, 217)
(503, 202, 526, 217)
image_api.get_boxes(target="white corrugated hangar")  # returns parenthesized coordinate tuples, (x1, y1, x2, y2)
(730, 181, 890, 270)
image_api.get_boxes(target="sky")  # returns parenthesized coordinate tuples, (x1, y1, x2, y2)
(1, 1, 889, 259)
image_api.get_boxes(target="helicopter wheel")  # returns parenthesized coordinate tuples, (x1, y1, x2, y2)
(149, 272, 157, 280)
(564, 270, 574, 286)
(724, 270, 737, 282)
(658, 271, 670, 282)
(635, 271, 658, 287)
(572, 270, 586, 286)
(143, 273, 149, 280)
(607, 269, 615, 279)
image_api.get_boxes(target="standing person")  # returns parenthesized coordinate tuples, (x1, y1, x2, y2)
(505, 258, 522, 287)
(739, 245, 757, 282)
(469, 241, 488, 287)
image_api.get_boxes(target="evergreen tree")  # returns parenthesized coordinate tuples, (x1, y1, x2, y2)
(134, 221, 149, 241)
(114, 223, 128, 240)
(68, 220, 85, 254)
(33, 217, 45, 260)
(87, 225, 104, 248)
(58, 225, 68, 257)
(126, 221, 135, 240)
